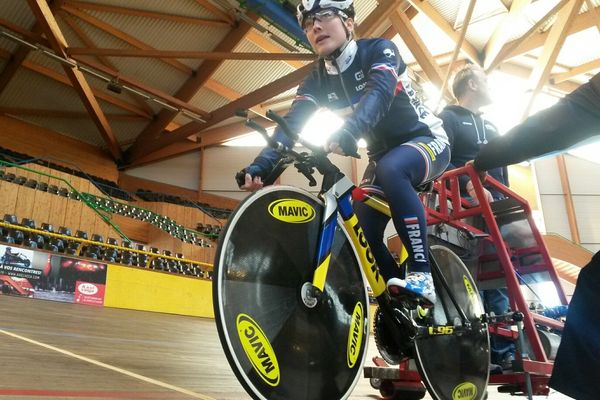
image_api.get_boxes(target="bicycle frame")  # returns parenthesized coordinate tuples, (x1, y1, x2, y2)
(308, 166, 472, 329)
(310, 174, 387, 298)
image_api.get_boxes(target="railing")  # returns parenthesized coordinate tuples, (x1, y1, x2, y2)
(0, 221, 213, 274)
(0, 159, 130, 242)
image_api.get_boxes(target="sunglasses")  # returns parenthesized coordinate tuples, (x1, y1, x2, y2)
(302, 9, 348, 31)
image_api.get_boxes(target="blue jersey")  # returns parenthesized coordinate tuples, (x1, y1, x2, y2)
(250, 38, 448, 177)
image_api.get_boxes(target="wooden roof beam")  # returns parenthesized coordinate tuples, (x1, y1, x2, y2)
(551, 58, 600, 83)
(60, 12, 155, 117)
(406, 0, 480, 65)
(483, 0, 533, 70)
(128, 61, 315, 162)
(486, 0, 573, 72)
(62, 1, 231, 28)
(60, 5, 194, 75)
(127, 2, 419, 164)
(439, 0, 476, 106)
(356, 0, 409, 38)
(584, 0, 600, 34)
(127, 119, 275, 169)
(27, 0, 122, 160)
(0, 107, 146, 120)
(522, 0, 585, 119)
(193, 0, 235, 25)
(66, 47, 317, 61)
(125, 17, 257, 163)
(246, 30, 306, 69)
(0, 48, 153, 120)
(389, 9, 448, 95)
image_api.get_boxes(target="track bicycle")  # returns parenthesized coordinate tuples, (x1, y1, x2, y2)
(213, 110, 490, 400)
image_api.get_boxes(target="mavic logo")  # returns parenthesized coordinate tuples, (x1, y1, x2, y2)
(237, 314, 280, 387)
(452, 382, 477, 400)
(347, 302, 364, 368)
(268, 199, 316, 223)
(355, 70, 364, 81)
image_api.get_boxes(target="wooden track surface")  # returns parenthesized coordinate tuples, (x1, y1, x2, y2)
(0, 296, 571, 400)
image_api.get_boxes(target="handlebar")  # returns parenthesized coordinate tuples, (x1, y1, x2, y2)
(238, 109, 341, 188)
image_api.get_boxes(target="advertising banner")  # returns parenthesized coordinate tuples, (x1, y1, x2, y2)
(0, 244, 47, 297)
(1, 245, 107, 305)
(74, 280, 106, 306)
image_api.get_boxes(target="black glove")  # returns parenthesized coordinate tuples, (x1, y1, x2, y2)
(328, 128, 359, 158)
(235, 165, 265, 188)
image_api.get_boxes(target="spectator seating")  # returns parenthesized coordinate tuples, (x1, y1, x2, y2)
(0, 214, 211, 279)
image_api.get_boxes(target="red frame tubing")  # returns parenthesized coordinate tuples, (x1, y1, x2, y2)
(423, 164, 567, 371)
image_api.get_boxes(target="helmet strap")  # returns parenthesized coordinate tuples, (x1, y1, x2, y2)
(324, 15, 353, 61)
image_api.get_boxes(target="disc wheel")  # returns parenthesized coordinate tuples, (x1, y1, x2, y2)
(213, 186, 370, 400)
(414, 245, 490, 400)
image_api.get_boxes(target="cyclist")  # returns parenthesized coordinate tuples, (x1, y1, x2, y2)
(236, 0, 450, 306)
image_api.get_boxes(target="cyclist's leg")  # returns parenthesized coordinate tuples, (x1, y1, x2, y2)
(353, 199, 400, 281)
(375, 136, 450, 303)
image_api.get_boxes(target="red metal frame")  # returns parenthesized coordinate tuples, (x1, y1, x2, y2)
(373, 164, 568, 396)
(366, 165, 568, 395)
(427, 165, 568, 392)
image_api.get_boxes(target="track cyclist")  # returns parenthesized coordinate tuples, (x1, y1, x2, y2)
(236, 0, 450, 307)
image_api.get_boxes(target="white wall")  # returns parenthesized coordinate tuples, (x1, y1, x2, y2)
(535, 154, 600, 253)
(125, 152, 201, 191)
(201, 145, 364, 200)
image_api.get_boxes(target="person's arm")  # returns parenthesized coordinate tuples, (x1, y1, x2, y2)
(340, 39, 403, 140)
(239, 71, 321, 189)
(474, 76, 600, 171)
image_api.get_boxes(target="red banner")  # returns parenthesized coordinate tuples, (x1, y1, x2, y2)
(74, 281, 106, 306)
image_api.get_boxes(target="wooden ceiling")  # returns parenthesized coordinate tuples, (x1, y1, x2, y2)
(0, 0, 599, 168)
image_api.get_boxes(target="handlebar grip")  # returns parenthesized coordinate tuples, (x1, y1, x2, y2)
(301, 170, 317, 187)
(235, 170, 247, 187)
(266, 110, 298, 141)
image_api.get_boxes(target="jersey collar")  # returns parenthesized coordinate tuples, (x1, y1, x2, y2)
(324, 39, 358, 75)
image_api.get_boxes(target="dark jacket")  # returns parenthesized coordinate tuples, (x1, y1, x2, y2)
(439, 105, 509, 199)
(248, 38, 447, 180)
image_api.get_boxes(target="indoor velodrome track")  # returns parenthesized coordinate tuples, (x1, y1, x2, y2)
(0, 295, 571, 400)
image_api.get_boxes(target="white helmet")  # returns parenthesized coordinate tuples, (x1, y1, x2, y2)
(297, 0, 354, 27)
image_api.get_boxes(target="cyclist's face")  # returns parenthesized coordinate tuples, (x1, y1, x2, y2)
(304, 9, 354, 57)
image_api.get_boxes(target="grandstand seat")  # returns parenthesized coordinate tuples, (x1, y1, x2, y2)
(75, 230, 88, 240)
(37, 182, 48, 192)
(58, 187, 69, 197)
(58, 226, 72, 236)
(13, 176, 26, 185)
(20, 219, 44, 249)
(1, 214, 23, 245)
(41, 223, 54, 232)
(3, 214, 18, 225)
(66, 241, 80, 256)
(45, 237, 65, 253)
(1, 172, 15, 182)
(106, 237, 118, 246)
(151, 258, 165, 271)
(47, 185, 59, 194)
(24, 179, 38, 189)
